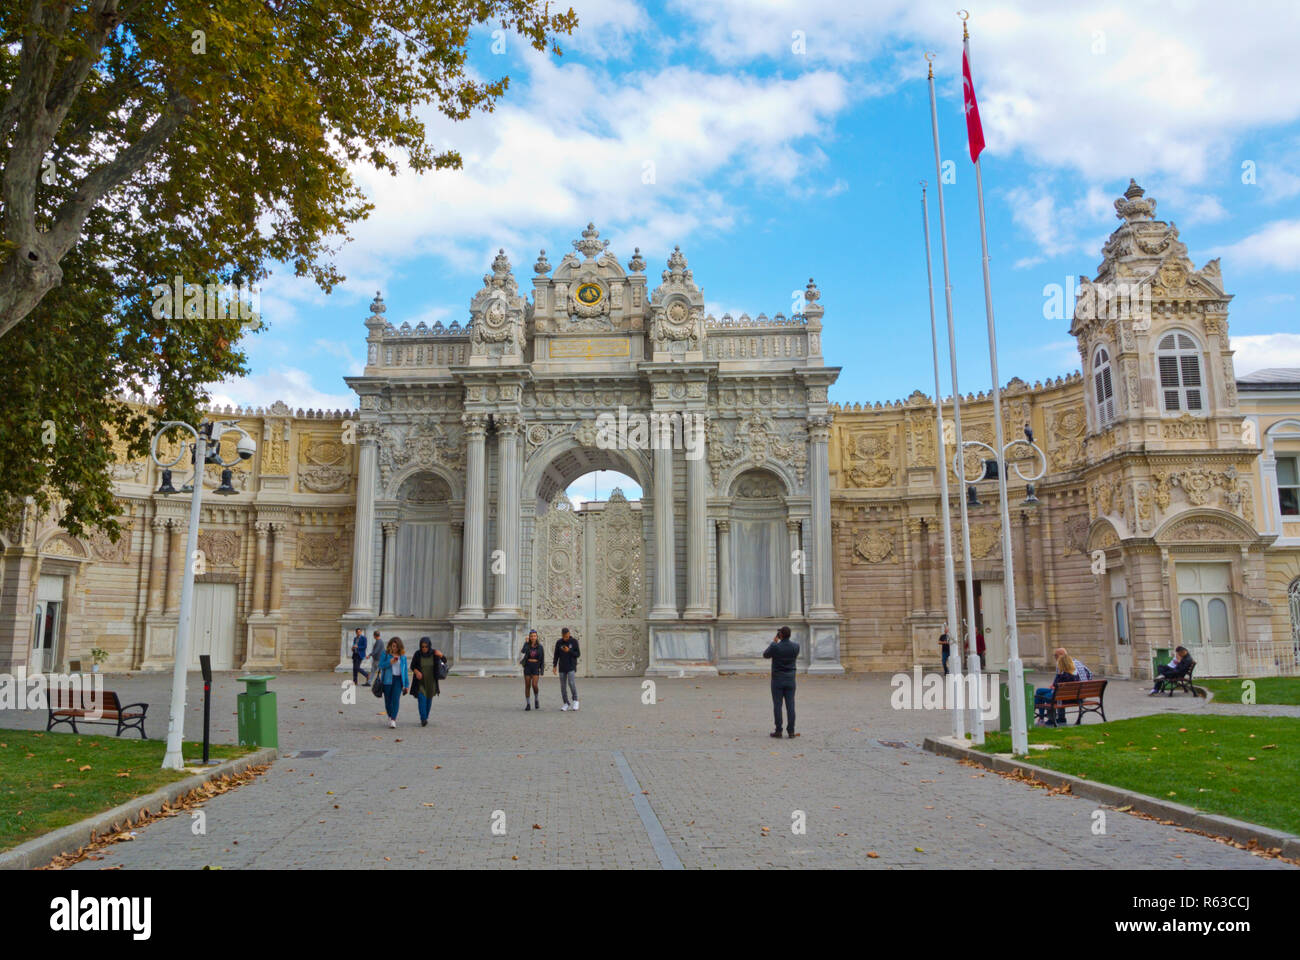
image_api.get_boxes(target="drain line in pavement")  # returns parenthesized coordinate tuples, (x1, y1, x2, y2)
(612, 749, 683, 870)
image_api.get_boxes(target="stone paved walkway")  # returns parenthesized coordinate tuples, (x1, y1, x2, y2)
(2, 671, 1294, 869)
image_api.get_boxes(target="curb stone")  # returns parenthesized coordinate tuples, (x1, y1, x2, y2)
(923, 736, 1300, 862)
(0, 746, 278, 870)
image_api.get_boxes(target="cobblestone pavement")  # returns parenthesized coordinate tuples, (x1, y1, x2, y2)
(3, 670, 1294, 869)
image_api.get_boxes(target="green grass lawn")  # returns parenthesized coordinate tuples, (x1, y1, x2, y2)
(0, 729, 251, 853)
(1195, 677, 1300, 706)
(976, 714, 1300, 835)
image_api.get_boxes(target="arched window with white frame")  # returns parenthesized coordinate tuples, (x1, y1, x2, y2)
(1157, 331, 1204, 413)
(1092, 346, 1116, 428)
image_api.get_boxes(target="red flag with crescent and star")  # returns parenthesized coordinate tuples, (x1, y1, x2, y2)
(962, 46, 985, 163)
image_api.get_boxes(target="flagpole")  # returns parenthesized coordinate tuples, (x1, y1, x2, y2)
(963, 14, 1027, 755)
(921, 181, 963, 744)
(926, 55, 982, 743)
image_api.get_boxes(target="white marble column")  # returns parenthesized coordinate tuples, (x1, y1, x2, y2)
(147, 517, 167, 615)
(684, 437, 710, 618)
(347, 435, 378, 615)
(492, 415, 522, 616)
(459, 413, 488, 618)
(808, 415, 835, 615)
(786, 519, 803, 619)
(251, 521, 269, 615)
(650, 443, 677, 617)
(380, 521, 398, 617)
(268, 521, 286, 614)
(716, 519, 735, 618)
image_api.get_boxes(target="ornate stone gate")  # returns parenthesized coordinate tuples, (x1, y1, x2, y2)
(531, 490, 645, 676)
(342, 223, 844, 676)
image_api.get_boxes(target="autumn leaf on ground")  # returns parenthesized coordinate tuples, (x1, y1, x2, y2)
(866, 852, 879, 858)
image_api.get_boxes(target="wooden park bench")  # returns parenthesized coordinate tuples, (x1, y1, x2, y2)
(47, 688, 149, 738)
(1153, 659, 1204, 697)
(1040, 679, 1108, 726)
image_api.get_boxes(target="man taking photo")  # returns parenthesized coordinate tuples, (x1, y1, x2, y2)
(763, 626, 800, 739)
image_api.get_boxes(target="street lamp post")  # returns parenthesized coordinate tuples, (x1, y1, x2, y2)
(956, 427, 1046, 755)
(151, 419, 255, 770)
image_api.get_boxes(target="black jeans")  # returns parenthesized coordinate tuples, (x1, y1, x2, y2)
(352, 653, 369, 684)
(771, 680, 796, 733)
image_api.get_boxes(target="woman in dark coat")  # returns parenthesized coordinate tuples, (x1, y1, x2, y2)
(410, 637, 447, 728)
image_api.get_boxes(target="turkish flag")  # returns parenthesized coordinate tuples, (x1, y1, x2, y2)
(962, 47, 985, 163)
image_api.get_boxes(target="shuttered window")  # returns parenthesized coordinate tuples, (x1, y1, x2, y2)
(1157, 331, 1203, 412)
(1093, 347, 1116, 428)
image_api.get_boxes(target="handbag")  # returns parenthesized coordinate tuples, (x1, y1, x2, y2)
(371, 670, 384, 698)
(436, 658, 449, 681)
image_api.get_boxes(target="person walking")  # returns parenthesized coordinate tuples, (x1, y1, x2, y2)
(975, 628, 987, 671)
(762, 625, 800, 739)
(552, 627, 581, 712)
(368, 629, 384, 679)
(378, 637, 409, 728)
(520, 629, 545, 711)
(938, 624, 952, 675)
(350, 628, 370, 685)
(409, 637, 446, 727)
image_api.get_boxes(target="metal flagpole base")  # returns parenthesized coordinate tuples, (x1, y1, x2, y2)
(966, 651, 986, 744)
(1008, 656, 1028, 755)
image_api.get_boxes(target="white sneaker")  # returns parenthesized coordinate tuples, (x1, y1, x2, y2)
(389, 719, 396, 728)
(573, 700, 580, 711)
(561, 703, 570, 711)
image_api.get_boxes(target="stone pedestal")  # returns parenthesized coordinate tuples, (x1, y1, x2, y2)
(647, 621, 718, 677)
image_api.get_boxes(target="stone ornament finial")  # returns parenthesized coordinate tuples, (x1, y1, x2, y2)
(1115, 179, 1156, 223)
(804, 277, 820, 303)
(665, 245, 689, 279)
(573, 223, 609, 259)
(628, 247, 646, 273)
(369, 292, 386, 316)
(534, 249, 551, 275)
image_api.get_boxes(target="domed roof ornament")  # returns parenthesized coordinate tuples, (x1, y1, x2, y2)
(370, 291, 386, 316)
(627, 247, 646, 273)
(534, 249, 551, 275)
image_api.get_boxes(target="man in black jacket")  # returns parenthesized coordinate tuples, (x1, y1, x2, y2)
(553, 627, 581, 711)
(763, 625, 800, 739)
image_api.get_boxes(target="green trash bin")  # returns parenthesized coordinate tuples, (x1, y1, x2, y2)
(236, 675, 278, 748)
(1152, 647, 1170, 680)
(998, 671, 1035, 734)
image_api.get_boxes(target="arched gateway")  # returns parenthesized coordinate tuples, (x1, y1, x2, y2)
(342, 224, 843, 675)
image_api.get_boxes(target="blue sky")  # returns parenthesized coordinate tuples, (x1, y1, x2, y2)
(212, 0, 1300, 425)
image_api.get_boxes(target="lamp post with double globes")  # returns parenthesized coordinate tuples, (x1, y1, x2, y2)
(956, 425, 1046, 755)
(151, 419, 255, 770)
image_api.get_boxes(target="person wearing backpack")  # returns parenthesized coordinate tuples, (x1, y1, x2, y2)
(378, 637, 409, 728)
(520, 629, 545, 711)
(410, 636, 447, 727)
(552, 627, 581, 712)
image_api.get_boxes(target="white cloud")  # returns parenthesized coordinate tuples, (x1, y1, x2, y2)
(1231, 334, 1300, 377)
(674, 1, 1300, 183)
(335, 55, 850, 287)
(1212, 220, 1300, 272)
(207, 368, 356, 413)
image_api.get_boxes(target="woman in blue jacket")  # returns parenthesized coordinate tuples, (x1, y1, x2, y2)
(378, 637, 410, 728)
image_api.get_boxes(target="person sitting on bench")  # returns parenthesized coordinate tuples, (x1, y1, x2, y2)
(1149, 646, 1193, 695)
(1034, 653, 1079, 726)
